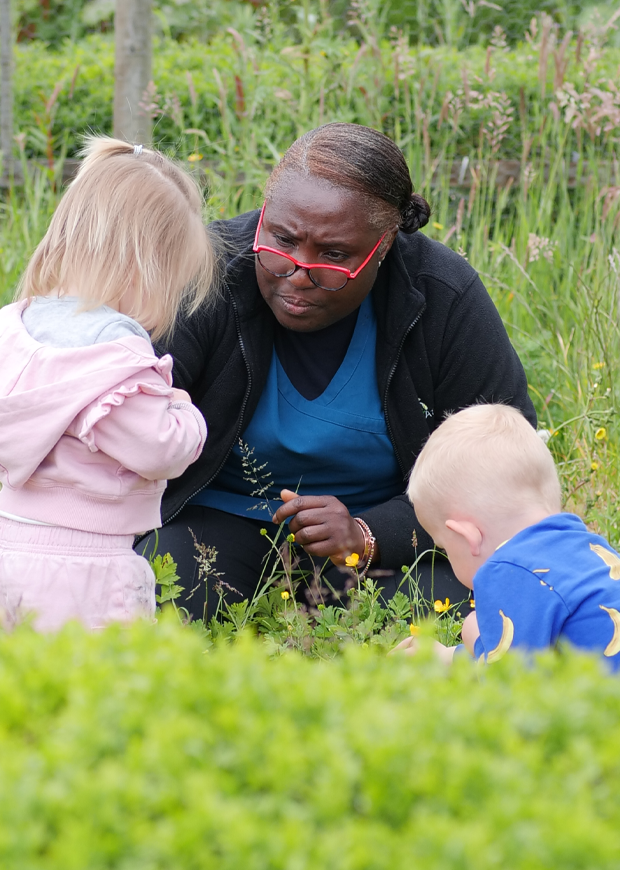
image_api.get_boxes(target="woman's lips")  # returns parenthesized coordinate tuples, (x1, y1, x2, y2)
(277, 295, 316, 314)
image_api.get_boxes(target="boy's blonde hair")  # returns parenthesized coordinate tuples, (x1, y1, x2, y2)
(408, 404, 562, 521)
(18, 136, 219, 341)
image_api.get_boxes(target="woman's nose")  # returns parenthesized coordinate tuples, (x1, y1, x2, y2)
(286, 265, 315, 291)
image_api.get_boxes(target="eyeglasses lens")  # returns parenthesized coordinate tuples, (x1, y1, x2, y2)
(257, 250, 295, 278)
(257, 251, 347, 291)
(309, 268, 348, 291)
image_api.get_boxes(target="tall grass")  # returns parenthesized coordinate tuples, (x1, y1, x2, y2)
(3, 2, 620, 545)
(0, 159, 61, 307)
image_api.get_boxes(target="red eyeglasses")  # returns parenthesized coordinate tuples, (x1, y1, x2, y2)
(252, 202, 386, 292)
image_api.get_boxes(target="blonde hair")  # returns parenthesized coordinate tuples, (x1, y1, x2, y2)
(408, 404, 562, 521)
(18, 136, 219, 341)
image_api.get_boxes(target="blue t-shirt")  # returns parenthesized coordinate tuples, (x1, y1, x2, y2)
(473, 513, 620, 672)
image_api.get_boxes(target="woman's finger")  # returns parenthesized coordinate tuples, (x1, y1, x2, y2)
(271, 493, 328, 524)
(288, 519, 331, 545)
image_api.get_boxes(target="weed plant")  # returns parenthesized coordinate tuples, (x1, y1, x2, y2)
(149, 524, 467, 657)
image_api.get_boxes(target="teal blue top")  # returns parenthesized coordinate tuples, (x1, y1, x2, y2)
(190, 295, 404, 518)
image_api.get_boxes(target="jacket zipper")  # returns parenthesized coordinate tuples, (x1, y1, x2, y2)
(161, 280, 253, 527)
(383, 304, 426, 475)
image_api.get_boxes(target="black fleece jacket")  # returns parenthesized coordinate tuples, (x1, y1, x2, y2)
(158, 210, 536, 569)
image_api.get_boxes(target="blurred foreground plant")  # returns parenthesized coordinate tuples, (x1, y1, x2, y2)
(0, 617, 619, 868)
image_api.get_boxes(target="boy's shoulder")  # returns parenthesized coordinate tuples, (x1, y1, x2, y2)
(473, 514, 620, 669)
(482, 513, 620, 608)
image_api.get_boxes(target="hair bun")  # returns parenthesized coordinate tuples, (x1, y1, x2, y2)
(399, 193, 431, 234)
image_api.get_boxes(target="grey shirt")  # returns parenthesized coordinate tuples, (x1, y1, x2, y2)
(22, 296, 151, 347)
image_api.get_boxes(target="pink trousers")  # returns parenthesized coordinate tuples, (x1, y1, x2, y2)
(0, 517, 155, 631)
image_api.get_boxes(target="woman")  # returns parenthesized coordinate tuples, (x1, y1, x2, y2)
(142, 123, 536, 621)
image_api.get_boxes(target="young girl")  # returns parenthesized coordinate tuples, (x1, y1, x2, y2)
(0, 137, 217, 631)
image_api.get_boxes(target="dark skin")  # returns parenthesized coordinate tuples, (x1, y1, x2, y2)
(257, 174, 398, 566)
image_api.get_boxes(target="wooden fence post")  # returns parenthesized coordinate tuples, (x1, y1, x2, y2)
(113, 0, 153, 144)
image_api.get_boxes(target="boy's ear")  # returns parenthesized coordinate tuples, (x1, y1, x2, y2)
(445, 519, 483, 556)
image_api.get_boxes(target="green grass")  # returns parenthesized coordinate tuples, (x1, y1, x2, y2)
(0, 159, 61, 308)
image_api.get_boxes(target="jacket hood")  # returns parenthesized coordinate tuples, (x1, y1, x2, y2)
(0, 300, 173, 489)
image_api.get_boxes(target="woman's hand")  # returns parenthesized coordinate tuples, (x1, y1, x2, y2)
(271, 489, 370, 566)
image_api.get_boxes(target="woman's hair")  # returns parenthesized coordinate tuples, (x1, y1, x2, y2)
(408, 404, 562, 521)
(264, 123, 431, 235)
(18, 136, 219, 341)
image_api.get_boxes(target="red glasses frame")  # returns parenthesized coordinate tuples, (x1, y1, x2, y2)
(252, 202, 386, 291)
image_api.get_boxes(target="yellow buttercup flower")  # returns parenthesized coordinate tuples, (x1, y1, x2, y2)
(432, 222, 444, 230)
(591, 461, 599, 471)
(286, 532, 296, 543)
(409, 624, 419, 636)
(187, 153, 203, 162)
(345, 553, 360, 568)
(434, 598, 451, 613)
(281, 590, 290, 600)
(470, 599, 476, 609)
(595, 427, 607, 441)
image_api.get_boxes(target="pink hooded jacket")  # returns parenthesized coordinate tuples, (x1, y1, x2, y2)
(0, 300, 207, 534)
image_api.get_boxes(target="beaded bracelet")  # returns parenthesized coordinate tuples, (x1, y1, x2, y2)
(353, 517, 376, 578)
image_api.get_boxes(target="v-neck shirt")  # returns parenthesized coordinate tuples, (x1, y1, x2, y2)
(190, 294, 403, 518)
(273, 307, 359, 401)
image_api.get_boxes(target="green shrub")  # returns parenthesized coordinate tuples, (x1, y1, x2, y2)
(13, 36, 115, 158)
(12, 0, 608, 50)
(13, 0, 254, 48)
(330, 0, 587, 47)
(0, 618, 619, 868)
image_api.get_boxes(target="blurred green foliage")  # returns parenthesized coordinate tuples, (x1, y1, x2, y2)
(0, 618, 619, 868)
(14, 0, 250, 46)
(11, 0, 618, 49)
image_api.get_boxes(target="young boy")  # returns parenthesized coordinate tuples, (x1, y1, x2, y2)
(401, 404, 620, 671)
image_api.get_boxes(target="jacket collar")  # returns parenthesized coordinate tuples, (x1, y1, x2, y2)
(372, 233, 426, 350)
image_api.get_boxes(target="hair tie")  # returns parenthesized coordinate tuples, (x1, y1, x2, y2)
(133, 144, 144, 157)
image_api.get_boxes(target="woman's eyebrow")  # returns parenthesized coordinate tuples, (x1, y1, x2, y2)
(266, 220, 300, 239)
(267, 221, 354, 249)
